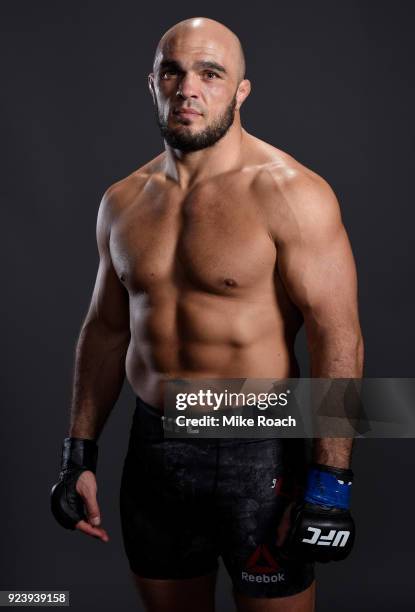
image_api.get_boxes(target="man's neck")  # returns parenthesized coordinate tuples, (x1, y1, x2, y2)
(163, 123, 247, 190)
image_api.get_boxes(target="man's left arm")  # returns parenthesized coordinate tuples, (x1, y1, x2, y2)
(273, 170, 364, 562)
(275, 171, 364, 467)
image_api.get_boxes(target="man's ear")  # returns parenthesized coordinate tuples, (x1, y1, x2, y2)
(235, 79, 251, 111)
(148, 73, 155, 103)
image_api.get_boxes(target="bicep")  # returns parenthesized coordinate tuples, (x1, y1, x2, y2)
(84, 191, 130, 334)
(276, 185, 360, 338)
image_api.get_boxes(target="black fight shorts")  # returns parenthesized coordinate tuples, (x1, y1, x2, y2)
(119, 395, 315, 599)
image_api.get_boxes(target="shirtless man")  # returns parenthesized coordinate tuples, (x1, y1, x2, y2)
(51, 16, 364, 612)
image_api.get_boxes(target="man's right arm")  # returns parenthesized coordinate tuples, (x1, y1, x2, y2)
(69, 186, 131, 440)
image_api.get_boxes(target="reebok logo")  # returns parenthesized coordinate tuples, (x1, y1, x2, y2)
(246, 544, 280, 574)
(242, 571, 285, 583)
(242, 544, 285, 583)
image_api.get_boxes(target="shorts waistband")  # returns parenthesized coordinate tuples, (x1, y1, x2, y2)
(135, 395, 164, 418)
(129, 395, 164, 441)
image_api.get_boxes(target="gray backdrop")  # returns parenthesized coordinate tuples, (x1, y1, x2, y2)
(1, 1, 414, 610)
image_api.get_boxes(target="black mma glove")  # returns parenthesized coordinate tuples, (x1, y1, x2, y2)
(50, 437, 98, 530)
(281, 463, 355, 563)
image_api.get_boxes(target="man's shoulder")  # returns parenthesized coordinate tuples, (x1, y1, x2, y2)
(247, 139, 341, 240)
(98, 153, 165, 217)
(248, 137, 331, 200)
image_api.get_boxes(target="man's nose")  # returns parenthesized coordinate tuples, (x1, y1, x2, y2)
(176, 72, 199, 99)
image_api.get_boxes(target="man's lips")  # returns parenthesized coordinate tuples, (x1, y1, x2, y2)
(174, 108, 201, 116)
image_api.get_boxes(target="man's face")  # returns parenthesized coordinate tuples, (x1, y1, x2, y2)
(149, 38, 241, 152)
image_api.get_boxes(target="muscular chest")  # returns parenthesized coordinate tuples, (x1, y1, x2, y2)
(110, 180, 276, 294)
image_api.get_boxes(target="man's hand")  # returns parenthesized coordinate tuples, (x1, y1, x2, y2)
(278, 501, 355, 563)
(50, 437, 109, 542)
(276, 464, 355, 563)
(74, 471, 109, 542)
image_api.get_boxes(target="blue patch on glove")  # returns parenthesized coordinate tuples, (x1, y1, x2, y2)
(304, 465, 353, 509)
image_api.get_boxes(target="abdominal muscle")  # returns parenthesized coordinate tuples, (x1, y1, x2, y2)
(125, 287, 300, 409)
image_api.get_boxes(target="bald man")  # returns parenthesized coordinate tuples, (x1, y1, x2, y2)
(51, 15, 363, 612)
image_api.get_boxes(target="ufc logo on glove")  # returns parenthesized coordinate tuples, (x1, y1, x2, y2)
(302, 528, 351, 547)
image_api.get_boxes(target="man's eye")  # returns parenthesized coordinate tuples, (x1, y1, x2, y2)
(161, 70, 177, 79)
(205, 71, 219, 79)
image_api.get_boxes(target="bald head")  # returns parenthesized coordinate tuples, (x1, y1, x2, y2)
(153, 17, 246, 84)
(149, 17, 251, 152)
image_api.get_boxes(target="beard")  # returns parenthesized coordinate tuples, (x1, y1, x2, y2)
(155, 93, 237, 152)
